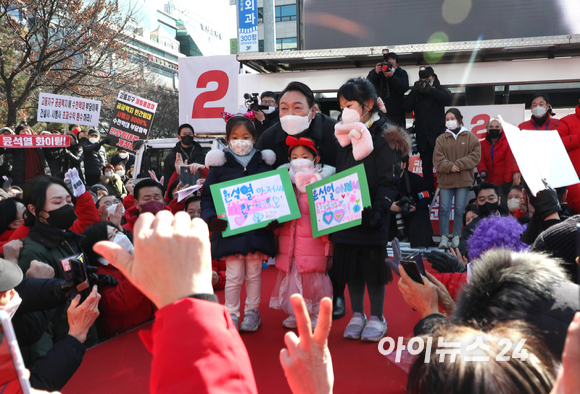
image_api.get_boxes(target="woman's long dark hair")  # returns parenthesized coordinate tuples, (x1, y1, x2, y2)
(0, 198, 23, 234)
(22, 176, 77, 227)
(81, 222, 122, 266)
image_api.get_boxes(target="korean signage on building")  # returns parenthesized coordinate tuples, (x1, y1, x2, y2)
(37, 93, 101, 127)
(238, 0, 258, 52)
(106, 91, 157, 152)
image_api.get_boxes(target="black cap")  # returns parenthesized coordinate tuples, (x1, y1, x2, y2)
(88, 128, 99, 136)
(0, 259, 23, 292)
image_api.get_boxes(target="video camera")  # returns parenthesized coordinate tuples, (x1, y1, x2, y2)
(417, 67, 431, 89)
(244, 93, 269, 112)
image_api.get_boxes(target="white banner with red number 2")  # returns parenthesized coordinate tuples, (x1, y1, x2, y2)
(179, 55, 239, 134)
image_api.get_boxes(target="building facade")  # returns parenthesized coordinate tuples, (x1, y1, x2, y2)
(256, 0, 299, 52)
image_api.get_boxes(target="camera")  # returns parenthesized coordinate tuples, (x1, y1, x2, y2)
(380, 61, 393, 73)
(397, 195, 414, 216)
(244, 93, 269, 112)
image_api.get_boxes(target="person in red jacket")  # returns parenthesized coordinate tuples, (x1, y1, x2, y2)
(558, 94, 580, 213)
(81, 222, 155, 338)
(477, 118, 517, 199)
(94, 211, 335, 394)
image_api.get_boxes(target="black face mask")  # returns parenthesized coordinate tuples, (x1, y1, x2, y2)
(488, 129, 501, 139)
(479, 201, 499, 217)
(42, 204, 77, 230)
(181, 135, 194, 146)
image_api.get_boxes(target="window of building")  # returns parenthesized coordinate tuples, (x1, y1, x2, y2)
(259, 40, 264, 52)
(275, 5, 296, 22)
(276, 37, 297, 51)
(258, 7, 263, 23)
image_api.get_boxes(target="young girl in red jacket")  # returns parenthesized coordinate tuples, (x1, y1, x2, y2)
(270, 137, 334, 329)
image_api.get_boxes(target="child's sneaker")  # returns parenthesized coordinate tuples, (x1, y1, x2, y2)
(230, 314, 239, 331)
(361, 316, 387, 342)
(343, 312, 367, 340)
(282, 315, 297, 329)
(239, 310, 262, 332)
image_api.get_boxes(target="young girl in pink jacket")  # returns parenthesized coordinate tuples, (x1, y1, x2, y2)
(270, 137, 334, 329)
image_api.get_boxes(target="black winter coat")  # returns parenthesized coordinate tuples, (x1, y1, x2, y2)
(110, 152, 135, 170)
(0, 147, 12, 177)
(255, 112, 338, 169)
(367, 67, 409, 127)
(330, 117, 410, 246)
(11, 148, 51, 186)
(402, 78, 452, 151)
(80, 139, 107, 176)
(201, 150, 277, 260)
(162, 141, 205, 189)
(254, 109, 280, 140)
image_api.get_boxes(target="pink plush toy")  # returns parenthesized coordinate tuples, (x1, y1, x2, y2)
(334, 107, 374, 161)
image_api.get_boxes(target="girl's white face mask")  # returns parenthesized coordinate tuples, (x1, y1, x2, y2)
(507, 198, 520, 213)
(290, 158, 315, 173)
(341, 107, 361, 124)
(280, 115, 312, 136)
(229, 139, 254, 156)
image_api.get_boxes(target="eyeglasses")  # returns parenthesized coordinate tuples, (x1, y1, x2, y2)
(261, 99, 276, 106)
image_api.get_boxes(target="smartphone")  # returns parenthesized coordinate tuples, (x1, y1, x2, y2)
(60, 254, 90, 302)
(179, 167, 200, 187)
(401, 253, 424, 285)
(0, 311, 32, 394)
(412, 252, 426, 277)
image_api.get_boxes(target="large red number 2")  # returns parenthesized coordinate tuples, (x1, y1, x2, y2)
(192, 70, 229, 118)
(471, 114, 490, 136)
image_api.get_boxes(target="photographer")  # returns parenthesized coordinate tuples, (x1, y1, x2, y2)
(250, 91, 280, 140)
(366, 52, 409, 128)
(403, 66, 453, 193)
(389, 155, 433, 248)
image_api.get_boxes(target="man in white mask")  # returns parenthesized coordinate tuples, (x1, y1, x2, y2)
(110, 147, 135, 170)
(253, 91, 280, 139)
(255, 81, 338, 169)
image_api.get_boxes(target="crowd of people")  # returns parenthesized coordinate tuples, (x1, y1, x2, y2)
(0, 67, 579, 393)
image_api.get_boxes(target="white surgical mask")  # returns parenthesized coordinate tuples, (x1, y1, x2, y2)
(262, 106, 276, 115)
(507, 198, 520, 213)
(89, 138, 99, 144)
(104, 171, 114, 178)
(446, 120, 458, 130)
(118, 152, 128, 159)
(0, 292, 22, 319)
(228, 139, 254, 156)
(290, 158, 315, 173)
(114, 233, 134, 255)
(532, 106, 547, 118)
(280, 114, 312, 136)
(341, 107, 361, 124)
(106, 203, 125, 218)
(116, 170, 125, 177)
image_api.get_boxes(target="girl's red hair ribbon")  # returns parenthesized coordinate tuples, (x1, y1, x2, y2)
(286, 136, 317, 155)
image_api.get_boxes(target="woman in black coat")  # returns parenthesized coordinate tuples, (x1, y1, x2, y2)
(330, 78, 412, 342)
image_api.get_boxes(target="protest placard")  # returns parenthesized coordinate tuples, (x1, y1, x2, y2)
(107, 91, 157, 152)
(37, 93, 101, 127)
(210, 168, 300, 237)
(0, 135, 71, 148)
(306, 164, 372, 238)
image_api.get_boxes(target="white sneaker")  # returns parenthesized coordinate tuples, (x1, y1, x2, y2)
(282, 315, 297, 329)
(451, 235, 460, 249)
(438, 235, 450, 249)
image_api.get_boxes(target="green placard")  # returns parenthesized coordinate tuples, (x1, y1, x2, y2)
(306, 164, 372, 238)
(210, 168, 300, 237)
(230, 38, 238, 54)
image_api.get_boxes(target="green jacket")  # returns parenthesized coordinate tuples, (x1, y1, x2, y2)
(98, 174, 127, 198)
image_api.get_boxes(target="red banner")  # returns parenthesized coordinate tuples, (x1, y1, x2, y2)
(0, 135, 71, 148)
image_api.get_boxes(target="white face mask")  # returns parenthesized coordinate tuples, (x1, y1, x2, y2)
(89, 138, 99, 144)
(280, 114, 312, 136)
(532, 106, 547, 118)
(262, 106, 276, 115)
(105, 171, 113, 178)
(114, 233, 134, 255)
(228, 139, 254, 156)
(290, 158, 315, 173)
(341, 107, 361, 124)
(507, 198, 520, 213)
(116, 170, 125, 177)
(118, 152, 128, 159)
(446, 120, 458, 130)
(106, 203, 125, 218)
(0, 291, 22, 319)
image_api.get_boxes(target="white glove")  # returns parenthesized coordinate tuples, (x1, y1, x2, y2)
(65, 168, 86, 197)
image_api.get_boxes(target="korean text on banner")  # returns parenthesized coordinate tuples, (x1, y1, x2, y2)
(209, 168, 300, 237)
(107, 91, 157, 152)
(178, 55, 239, 134)
(238, 0, 258, 52)
(37, 93, 101, 127)
(306, 164, 372, 238)
(0, 135, 71, 148)
(501, 116, 579, 196)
